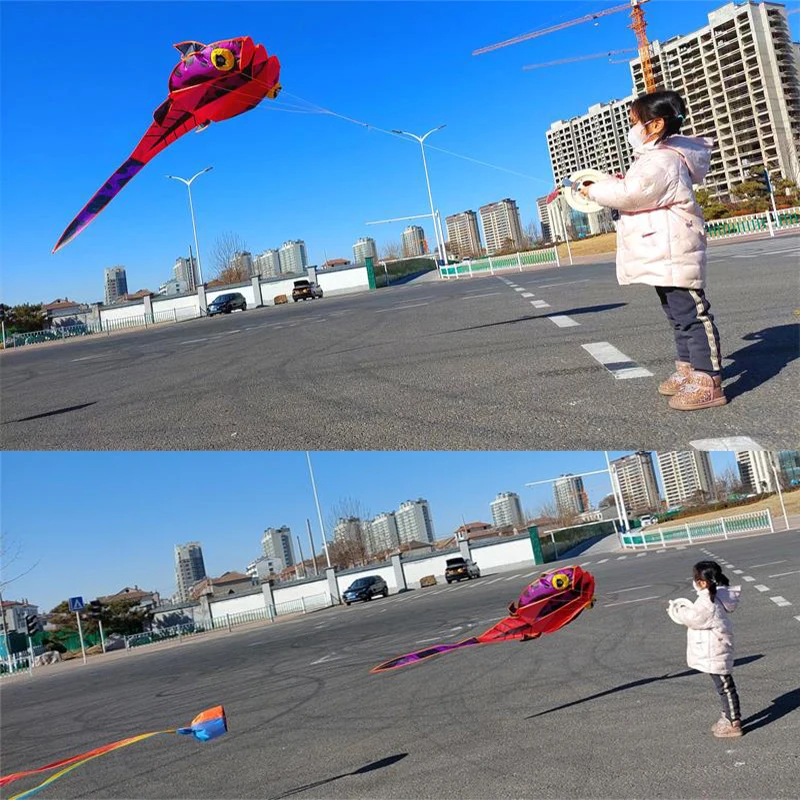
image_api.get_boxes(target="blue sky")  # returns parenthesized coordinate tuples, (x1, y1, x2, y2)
(3, 0, 783, 305)
(1, 450, 736, 611)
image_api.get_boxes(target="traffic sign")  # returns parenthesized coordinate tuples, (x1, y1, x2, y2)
(68, 596, 84, 612)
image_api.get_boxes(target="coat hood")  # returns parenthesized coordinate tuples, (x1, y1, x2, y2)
(658, 135, 713, 184)
(715, 584, 741, 613)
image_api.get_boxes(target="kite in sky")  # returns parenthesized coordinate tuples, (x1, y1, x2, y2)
(0, 706, 227, 799)
(371, 566, 595, 673)
(52, 37, 281, 253)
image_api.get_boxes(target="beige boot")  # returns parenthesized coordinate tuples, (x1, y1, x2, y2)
(669, 371, 727, 410)
(711, 716, 743, 738)
(658, 361, 693, 396)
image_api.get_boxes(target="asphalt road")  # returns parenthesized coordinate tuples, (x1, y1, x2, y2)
(1, 236, 797, 451)
(2, 531, 798, 799)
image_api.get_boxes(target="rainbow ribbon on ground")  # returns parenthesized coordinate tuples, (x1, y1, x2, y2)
(0, 706, 227, 799)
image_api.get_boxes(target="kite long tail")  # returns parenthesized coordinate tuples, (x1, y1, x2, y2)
(52, 157, 146, 253)
(2, 729, 175, 800)
(370, 637, 481, 673)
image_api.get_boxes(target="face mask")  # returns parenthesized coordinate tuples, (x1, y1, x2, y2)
(627, 122, 648, 150)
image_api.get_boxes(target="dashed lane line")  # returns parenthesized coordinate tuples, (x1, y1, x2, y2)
(549, 315, 581, 328)
(768, 570, 800, 578)
(531, 300, 550, 308)
(755, 585, 770, 592)
(771, 596, 792, 607)
(752, 561, 786, 568)
(536, 279, 591, 289)
(743, 576, 755, 582)
(597, 558, 609, 564)
(690, 436, 766, 451)
(514, 288, 525, 292)
(733, 569, 744, 574)
(461, 291, 502, 299)
(616, 585, 653, 593)
(582, 342, 653, 379)
(521, 292, 535, 298)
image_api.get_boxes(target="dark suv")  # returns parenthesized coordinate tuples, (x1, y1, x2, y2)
(292, 280, 323, 302)
(342, 576, 389, 605)
(207, 292, 247, 316)
(445, 557, 481, 583)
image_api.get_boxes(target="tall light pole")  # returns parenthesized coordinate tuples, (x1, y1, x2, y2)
(167, 167, 213, 287)
(306, 452, 332, 568)
(391, 126, 447, 266)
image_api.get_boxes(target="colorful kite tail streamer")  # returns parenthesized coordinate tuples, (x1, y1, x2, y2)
(6, 730, 175, 800)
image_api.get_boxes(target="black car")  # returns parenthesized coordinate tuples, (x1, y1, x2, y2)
(207, 292, 247, 316)
(292, 280, 323, 302)
(342, 576, 389, 605)
(445, 557, 481, 583)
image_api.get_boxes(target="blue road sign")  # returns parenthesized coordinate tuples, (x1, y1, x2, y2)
(68, 596, 84, 612)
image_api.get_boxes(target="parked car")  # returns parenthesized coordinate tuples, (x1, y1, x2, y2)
(445, 557, 481, 583)
(342, 575, 388, 605)
(207, 292, 247, 316)
(292, 280, 323, 302)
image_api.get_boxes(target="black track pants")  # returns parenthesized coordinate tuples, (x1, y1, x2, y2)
(656, 286, 722, 375)
(711, 673, 741, 722)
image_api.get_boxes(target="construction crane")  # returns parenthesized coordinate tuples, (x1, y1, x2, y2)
(522, 48, 637, 71)
(473, 0, 657, 93)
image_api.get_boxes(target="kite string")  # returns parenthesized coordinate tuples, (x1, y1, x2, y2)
(5, 730, 176, 800)
(199, 73, 553, 186)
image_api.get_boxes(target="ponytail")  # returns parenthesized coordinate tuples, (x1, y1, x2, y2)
(694, 560, 729, 602)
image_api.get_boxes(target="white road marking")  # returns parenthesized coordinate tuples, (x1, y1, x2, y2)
(771, 596, 792, 607)
(636, 553, 648, 557)
(743, 576, 755, 582)
(616, 585, 653, 593)
(754, 585, 770, 592)
(690, 436, 765, 451)
(656, 549, 667, 553)
(71, 355, 102, 362)
(462, 291, 502, 299)
(550, 315, 580, 328)
(310, 654, 343, 665)
(751, 561, 786, 568)
(375, 303, 429, 313)
(605, 595, 661, 607)
(795, 616, 800, 623)
(521, 292, 535, 298)
(582, 342, 653, 379)
(486, 576, 507, 585)
(733, 569, 744, 574)
(579, 561, 592, 567)
(597, 558, 609, 564)
(180, 338, 208, 345)
(514, 287, 525, 292)
(531, 300, 551, 308)
(617, 556, 627, 560)
(768, 570, 800, 578)
(536, 279, 591, 289)
(505, 574, 520, 581)
(524, 570, 540, 577)
(677, 546, 687, 550)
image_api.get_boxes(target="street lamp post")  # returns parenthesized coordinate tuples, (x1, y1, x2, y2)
(306, 452, 332, 568)
(167, 167, 213, 287)
(769, 455, 789, 530)
(391, 126, 447, 266)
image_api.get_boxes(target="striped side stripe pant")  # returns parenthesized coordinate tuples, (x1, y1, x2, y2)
(711, 673, 741, 722)
(656, 286, 722, 375)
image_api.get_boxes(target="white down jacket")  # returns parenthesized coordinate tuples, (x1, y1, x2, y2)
(668, 585, 741, 674)
(586, 135, 713, 289)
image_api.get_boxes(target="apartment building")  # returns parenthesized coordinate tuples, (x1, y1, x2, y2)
(445, 210, 482, 257)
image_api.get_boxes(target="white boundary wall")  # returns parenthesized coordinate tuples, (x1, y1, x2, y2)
(272, 578, 330, 605)
(208, 592, 265, 620)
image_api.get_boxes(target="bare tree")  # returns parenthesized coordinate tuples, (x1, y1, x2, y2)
(327, 498, 373, 569)
(211, 231, 250, 283)
(380, 240, 403, 261)
(524, 221, 540, 250)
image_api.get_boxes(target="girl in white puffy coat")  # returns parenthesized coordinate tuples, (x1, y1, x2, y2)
(668, 560, 743, 738)
(582, 90, 726, 412)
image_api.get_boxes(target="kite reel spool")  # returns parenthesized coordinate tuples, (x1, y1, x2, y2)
(563, 168, 607, 214)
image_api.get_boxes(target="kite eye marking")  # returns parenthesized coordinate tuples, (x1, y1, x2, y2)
(551, 572, 570, 590)
(211, 48, 235, 71)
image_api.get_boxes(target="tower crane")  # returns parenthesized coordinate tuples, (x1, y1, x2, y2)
(473, 0, 657, 93)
